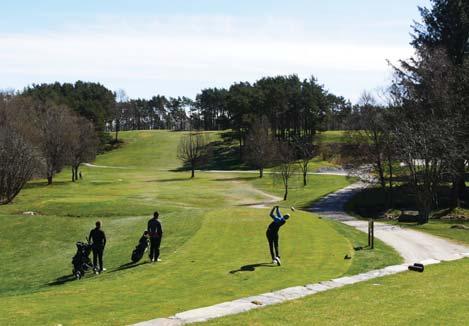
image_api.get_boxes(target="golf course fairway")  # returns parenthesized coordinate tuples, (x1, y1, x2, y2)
(0, 131, 401, 325)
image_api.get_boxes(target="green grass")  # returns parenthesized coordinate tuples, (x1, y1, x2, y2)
(316, 130, 347, 143)
(206, 258, 469, 325)
(0, 130, 400, 325)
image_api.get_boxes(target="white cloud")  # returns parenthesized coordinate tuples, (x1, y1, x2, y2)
(0, 15, 413, 101)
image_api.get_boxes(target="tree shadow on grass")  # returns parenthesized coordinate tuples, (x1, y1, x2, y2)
(229, 262, 276, 274)
(23, 180, 70, 190)
(172, 136, 250, 172)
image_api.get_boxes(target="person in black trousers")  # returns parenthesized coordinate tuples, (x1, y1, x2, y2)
(266, 206, 290, 266)
(89, 220, 107, 274)
(148, 211, 163, 262)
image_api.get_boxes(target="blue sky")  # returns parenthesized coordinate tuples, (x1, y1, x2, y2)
(1, 0, 430, 102)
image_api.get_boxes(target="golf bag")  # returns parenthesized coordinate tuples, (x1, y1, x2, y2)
(72, 241, 93, 279)
(131, 236, 149, 263)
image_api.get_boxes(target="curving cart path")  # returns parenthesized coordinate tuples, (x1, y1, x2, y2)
(310, 182, 469, 263)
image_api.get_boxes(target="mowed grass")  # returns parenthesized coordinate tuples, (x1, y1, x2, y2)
(0, 130, 399, 325)
(206, 258, 469, 325)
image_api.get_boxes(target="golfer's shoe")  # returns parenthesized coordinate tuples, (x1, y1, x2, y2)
(272, 259, 277, 264)
(275, 257, 281, 266)
(157, 258, 162, 262)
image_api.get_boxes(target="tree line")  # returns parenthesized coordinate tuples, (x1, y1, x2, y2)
(111, 76, 352, 137)
(0, 93, 98, 205)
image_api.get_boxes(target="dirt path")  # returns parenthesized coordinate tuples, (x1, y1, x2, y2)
(83, 163, 131, 169)
(311, 182, 469, 263)
(229, 180, 282, 208)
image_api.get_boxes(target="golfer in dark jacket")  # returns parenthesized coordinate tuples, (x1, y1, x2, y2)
(266, 206, 289, 266)
(148, 211, 163, 262)
(89, 220, 106, 273)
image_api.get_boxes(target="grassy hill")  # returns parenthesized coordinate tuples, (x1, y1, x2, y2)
(0, 131, 400, 325)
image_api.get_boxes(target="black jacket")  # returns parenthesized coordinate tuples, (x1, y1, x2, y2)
(147, 218, 163, 238)
(89, 228, 106, 247)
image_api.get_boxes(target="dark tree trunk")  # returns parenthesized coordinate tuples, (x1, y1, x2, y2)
(283, 184, 288, 200)
(387, 156, 394, 208)
(191, 164, 195, 178)
(47, 176, 53, 185)
(259, 167, 263, 178)
(376, 157, 386, 189)
(451, 160, 467, 207)
(303, 170, 307, 186)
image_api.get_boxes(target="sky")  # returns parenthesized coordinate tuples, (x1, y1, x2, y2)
(0, 0, 431, 103)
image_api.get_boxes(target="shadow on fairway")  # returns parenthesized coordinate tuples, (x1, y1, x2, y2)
(23, 180, 70, 189)
(229, 262, 276, 274)
(110, 261, 150, 273)
(48, 274, 78, 286)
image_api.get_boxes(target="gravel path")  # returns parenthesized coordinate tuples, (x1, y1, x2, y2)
(311, 182, 469, 263)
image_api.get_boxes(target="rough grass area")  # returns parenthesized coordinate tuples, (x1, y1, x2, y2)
(0, 131, 400, 325)
(206, 259, 469, 326)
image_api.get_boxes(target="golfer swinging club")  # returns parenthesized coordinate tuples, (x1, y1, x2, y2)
(266, 205, 290, 266)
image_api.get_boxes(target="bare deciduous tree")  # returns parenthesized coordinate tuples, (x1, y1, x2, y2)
(391, 47, 462, 222)
(177, 132, 211, 178)
(292, 135, 317, 186)
(0, 95, 42, 204)
(0, 128, 42, 204)
(36, 103, 76, 184)
(70, 115, 98, 182)
(273, 142, 297, 200)
(244, 116, 276, 178)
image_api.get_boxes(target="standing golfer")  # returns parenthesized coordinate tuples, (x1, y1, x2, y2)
(147, 211, 163, 262)
(266, 206, 290, 265)
(89, 220, 106, 274)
